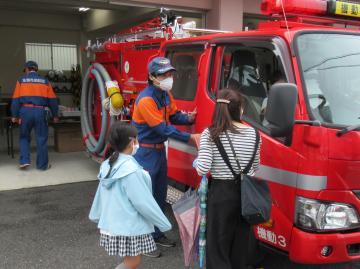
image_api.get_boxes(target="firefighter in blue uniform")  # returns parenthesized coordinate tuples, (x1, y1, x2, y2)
(132, 57, 198, 257)
(11, 61, 59, 170)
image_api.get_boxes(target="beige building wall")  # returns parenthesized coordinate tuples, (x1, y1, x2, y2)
(208, 0, 244, 31)
(0, 10, 82, 97)
(110, 0, 212, 10)
(0, 0, 265, 96)
(206, 0, 263, 30)
(113, 0, 263, 31)
(244, 0, 262, 15)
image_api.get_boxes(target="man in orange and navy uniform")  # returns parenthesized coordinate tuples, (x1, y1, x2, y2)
(11, 61, 59, 170)
(132, 57, 198, 258)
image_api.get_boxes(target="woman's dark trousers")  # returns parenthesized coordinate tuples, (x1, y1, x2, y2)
(206, 179, 251, 269)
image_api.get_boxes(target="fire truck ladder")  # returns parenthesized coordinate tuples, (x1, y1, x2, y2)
(85, 10, 230, 53)
(81, 9, 231, 160)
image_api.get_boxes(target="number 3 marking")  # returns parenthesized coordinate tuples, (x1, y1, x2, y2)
(278, 235, 286, 248)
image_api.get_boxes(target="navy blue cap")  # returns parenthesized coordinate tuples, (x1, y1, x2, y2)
(148, 57, 175, 75)
(24, 60, 38, 69)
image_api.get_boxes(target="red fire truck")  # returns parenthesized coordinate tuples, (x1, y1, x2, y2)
(81, 0, 360, 264)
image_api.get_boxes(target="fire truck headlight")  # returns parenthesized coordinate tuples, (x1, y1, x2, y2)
(295, 196, 360, 231)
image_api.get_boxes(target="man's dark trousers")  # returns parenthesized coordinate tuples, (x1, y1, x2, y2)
(19, 107, 48, 170)
(135, 146, 167, 239)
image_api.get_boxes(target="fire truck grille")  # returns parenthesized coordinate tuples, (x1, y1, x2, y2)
(354, 190, 360, 200)
(347, 243, 360, 256)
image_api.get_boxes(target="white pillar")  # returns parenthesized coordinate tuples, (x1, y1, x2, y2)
(207, 0, 244, 31)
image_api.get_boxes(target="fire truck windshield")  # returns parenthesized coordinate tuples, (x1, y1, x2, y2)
(296, 33, 360, 126)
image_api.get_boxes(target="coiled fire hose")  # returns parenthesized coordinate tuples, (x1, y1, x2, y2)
(81, 63, 123, 157)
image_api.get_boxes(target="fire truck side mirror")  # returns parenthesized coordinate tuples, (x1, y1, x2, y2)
(265, 83, 298, 138)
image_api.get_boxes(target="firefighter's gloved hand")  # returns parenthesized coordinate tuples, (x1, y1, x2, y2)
(187, 107, 197, 123)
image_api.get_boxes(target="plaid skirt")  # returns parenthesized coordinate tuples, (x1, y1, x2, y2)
(99, 233, 157, 257)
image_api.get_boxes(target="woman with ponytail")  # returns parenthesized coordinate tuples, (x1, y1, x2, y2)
(89, 122, 171, 269)
(195, 88, 261, 269)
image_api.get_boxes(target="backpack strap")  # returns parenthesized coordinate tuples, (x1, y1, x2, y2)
(225, 128, 260, 175)
(214, 128, 260, 177)
(214, 136, 238, 178)
(243, 129, 260, 175)
(225, 131, 242, 172)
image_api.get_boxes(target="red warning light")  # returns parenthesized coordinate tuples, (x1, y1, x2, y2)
(261, 0, 328, 16)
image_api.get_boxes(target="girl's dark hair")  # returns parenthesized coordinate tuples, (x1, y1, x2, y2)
(209, 88, 243, 141)
(105, 122, 138, 178)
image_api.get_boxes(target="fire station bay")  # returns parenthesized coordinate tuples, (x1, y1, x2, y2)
(1, 0, 360, 268)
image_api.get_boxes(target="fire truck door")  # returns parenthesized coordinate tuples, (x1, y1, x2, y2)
(210, 39, 300, 251)
(165, 45, 206, 187)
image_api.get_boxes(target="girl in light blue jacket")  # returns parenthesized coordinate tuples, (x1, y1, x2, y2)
(89, 122, 172, 269)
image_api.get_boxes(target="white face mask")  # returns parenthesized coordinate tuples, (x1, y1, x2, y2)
(132, 143, 139, 156)
(158, 77, 173, 92)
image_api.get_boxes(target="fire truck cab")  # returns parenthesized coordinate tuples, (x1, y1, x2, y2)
(83, 0, 360, 264)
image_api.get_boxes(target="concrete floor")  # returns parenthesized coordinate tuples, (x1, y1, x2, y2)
(0, 132, 359, 268)
(0, 129, 99, 191)
(0, 181, 199, 269)
(0, 149, 99, 191)
(0, 181, 359, 269)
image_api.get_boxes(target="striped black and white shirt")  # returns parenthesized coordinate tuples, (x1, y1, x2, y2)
(195, 126, 261, 180)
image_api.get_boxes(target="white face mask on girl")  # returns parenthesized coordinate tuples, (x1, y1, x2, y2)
(132, 143, 139, 156)
(156, 77, 174, 92)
